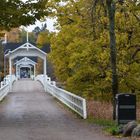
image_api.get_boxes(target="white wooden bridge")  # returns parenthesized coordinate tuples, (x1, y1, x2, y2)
(0, 41, 125, 140)
(0, 41, 87, 119)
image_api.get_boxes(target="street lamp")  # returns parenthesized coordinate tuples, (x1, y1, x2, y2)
(4, 49, 11, 77)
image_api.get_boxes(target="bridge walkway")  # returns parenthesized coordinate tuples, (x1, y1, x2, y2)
(0, 79, 122, 140)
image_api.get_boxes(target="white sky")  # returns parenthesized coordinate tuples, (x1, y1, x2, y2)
(25, 18, 56, 32)
(21, 0, 56, 32)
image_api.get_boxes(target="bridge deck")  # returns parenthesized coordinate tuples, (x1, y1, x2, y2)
(0, 79, 121, 140)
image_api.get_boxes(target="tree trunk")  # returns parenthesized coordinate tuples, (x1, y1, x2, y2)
(106, 0, 118, 120)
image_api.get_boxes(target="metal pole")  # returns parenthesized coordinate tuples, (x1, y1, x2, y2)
(27, 32, 29, 43)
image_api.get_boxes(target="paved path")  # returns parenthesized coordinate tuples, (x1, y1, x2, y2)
(0, 79, 126, 140)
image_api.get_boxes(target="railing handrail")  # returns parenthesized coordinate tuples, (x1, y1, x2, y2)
(0, 74, 16, 101)
(35, 74, 87, 119)
(0, 83, 9, 90)
(54, 86, 86, 101)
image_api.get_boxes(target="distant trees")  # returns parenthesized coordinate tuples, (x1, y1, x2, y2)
(37, 31, 52, 47)
(19, 28, 36, 43)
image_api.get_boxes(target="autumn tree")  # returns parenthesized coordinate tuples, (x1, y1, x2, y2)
(48, 0, 140, 120)
(36, 30, 52, 47)
(0, 0, 48, 31)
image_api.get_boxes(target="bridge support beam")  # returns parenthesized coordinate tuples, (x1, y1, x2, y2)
(34, 65, 36, 79)
(30, 67, 31, 78)
(9, 58, 12, 91)
(43, 57, 47, 92)
(16, 64, 18, 78)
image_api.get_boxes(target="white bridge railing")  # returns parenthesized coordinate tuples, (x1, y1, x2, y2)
(0, 75, 16, 101)
(35, 75, 87, 119)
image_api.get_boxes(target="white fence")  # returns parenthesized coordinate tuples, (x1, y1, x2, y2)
(35, 75, 87, 119)
(0, 75, 16, 101)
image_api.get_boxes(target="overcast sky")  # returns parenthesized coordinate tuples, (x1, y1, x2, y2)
(22, 0, 56, 32)
(25, 18, 56, 32)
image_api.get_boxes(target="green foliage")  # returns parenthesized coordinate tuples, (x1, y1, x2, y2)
(88, 116, 116, 126)
(49, 0, 140, 100)
(105, 125, 120, 136)
(36, 31, 52, 48)
(88, 116, 120, 135)
(0, 0, 48, 30)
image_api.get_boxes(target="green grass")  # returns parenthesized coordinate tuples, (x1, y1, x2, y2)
(87, 116, 122, 136)
(87, 116, 116, 126)
(105, 125, 120, 136)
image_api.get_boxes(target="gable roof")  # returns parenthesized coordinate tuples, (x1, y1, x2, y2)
(5, 42, 48, 61)
(3, 42, 50, 54)
(15, 57, 36, 66)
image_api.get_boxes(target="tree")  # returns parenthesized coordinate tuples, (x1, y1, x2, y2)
(32, 23, 48, 43)
(82, 0, 122, 120)
(32, 26, 41, 37)
(36, 30, 52, 47)
(105, 0, 139, 120)
(0, 0, 48, 31)
(49, 0, 140, 120)
(106, 0, 118, 120)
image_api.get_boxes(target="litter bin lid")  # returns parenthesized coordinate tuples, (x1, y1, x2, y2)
(116, 93, 135, 99)
(116, 93, 136, 105)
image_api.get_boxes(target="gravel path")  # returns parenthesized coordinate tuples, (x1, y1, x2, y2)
(0, 79, 127, 140)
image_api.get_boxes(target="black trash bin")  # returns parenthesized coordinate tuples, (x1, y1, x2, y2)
(116, 93, 136, 124)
